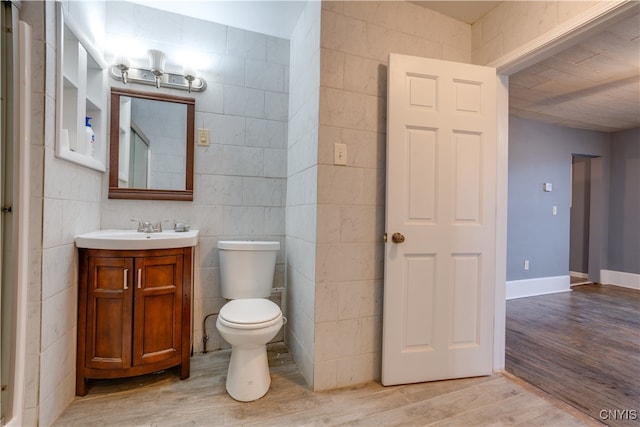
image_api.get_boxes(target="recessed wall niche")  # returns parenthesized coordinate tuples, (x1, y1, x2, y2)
(55, 2, 108, 171)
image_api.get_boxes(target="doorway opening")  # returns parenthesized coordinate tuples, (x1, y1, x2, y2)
(569, 155, 599, 286)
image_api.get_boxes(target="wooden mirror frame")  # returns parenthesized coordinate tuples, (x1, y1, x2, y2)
(108, 88, 195, 201)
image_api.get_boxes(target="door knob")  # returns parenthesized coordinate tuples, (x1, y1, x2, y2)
(391, 232, 405, 244)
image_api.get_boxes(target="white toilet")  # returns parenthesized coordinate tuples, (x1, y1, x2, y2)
(215, 240, 285, 402)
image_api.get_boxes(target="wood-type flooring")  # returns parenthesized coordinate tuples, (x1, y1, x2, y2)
(506, 284, 640, 427)
(55, 343, 596, 426)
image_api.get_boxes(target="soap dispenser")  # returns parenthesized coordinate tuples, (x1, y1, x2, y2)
(85, 116, 95, 156)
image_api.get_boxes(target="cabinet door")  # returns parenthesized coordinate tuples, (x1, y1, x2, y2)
(85, 257, 133, 370)
(132, 254, 183, 367)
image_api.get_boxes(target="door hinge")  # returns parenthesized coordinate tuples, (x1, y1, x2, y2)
(383, 232, 388, 243)
(1, 206, 12, 214)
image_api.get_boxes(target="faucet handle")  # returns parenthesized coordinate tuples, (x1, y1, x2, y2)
(130, 218, 143, 232)
(173, 219, 190, 232)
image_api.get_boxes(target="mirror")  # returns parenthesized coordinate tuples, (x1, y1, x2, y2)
(109, 88, 194, 200)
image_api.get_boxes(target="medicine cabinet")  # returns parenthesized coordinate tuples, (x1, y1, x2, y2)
(55, 3, 108, 171)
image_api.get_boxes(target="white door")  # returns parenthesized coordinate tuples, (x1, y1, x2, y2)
(383, 53, 497, 386)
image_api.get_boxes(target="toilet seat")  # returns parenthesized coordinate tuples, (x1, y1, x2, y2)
(218, 299, 282, 330)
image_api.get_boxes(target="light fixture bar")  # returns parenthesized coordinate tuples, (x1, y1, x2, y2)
(109, 66, 207, 92)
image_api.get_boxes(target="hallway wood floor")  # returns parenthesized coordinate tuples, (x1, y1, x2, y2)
(506, 284, 640, 427)
(54, 343, 595, 426)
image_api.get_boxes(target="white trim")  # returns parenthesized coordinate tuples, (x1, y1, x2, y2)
(493, 74, 509, 372)
(490, 0, 639, 75)
(600, 270, 640, 290)
(6, 20, 31, 427)
(506, 276, 571, 300)
(570, 271, 588, 279)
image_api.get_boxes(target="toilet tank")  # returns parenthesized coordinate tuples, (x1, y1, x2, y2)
(218, 241, 280, 299)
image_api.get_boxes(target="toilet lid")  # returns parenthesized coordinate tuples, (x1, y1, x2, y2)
(219, 299, 281, 324)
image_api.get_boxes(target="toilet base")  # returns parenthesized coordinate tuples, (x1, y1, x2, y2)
(225, 344, 271, 402)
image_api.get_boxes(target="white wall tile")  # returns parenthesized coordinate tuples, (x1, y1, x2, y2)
(221, 145, 264, 176)
(343, 54, 384, 97)
(246, 59, 285, 93)
(320, 48, 345, 89)
(205, 54, 245, 87)
(265, 91, 289, 121)
(315, 282, 339, 322)
(246, 118, 287, 149)
(196, 82, 224, 114)
(242, 177, 284, 206)
(223, 206, 265, 235)
(193, 142, 223, 175)
(200, 113, 246, 146)
(224, 85, 265, 118)
(197, 174, 243, 206)
(264, 149, 287, 178)
(314, 359, 337, 390)
(41, 287, 76, 351)
(227, 27, 267, 60)
(317, 164, 364, 205)
(267, 36, 290, 65)
(181, 16, 227, 54)
(264, 207, 286, 236)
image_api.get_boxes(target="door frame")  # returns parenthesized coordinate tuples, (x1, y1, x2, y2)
(490, 0, 637, 371)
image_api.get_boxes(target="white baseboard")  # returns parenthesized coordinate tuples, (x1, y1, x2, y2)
(569, 271, 588, 279)
(600, 270, 640, 290)
(506, 275, 571, 300)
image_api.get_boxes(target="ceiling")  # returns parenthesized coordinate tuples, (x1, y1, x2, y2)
(132, 1, 639, 133)
(508, 11, 640, 133)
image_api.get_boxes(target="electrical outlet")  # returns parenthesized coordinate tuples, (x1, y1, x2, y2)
(197, 128, 210, 146)
(334, 143, 347, 166)
(524, 260, 529, 270)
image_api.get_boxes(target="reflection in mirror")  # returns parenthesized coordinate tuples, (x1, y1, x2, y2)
(109, 88, 194, 201)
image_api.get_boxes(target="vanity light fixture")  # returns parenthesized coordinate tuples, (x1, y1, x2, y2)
(110, 49, 206, 92)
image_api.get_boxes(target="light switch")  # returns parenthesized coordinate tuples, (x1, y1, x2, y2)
(543, 182, 553, 192)
(334, 143, 347, 166)
(553, 205, 557, 215)
(197, 128, 210, 146)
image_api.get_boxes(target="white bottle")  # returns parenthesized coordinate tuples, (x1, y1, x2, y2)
(85, 116, 95, 156)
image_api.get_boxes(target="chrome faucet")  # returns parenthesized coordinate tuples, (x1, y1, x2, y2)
(132, 219, 163, 233)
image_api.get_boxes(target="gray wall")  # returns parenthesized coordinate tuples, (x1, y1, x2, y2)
(608, 128, 640, 274)
(507, 117, 610, 281)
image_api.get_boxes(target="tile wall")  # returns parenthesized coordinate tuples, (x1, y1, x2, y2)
(314, 1, 470, 390)
(38, 2, 106, 425)
(20, 2, 48, 425)
(285, 0, 322, 388)
(100, 3, 290, 354)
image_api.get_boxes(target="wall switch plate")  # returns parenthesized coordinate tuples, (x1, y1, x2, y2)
(197, 128, 210, 146)
(524, 260, 529, 270)
(552, 205, 557, 215)
(334, 143, 347, 166)
(543, 182, 553, 192)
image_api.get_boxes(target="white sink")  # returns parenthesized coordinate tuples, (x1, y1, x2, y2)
(75, 229, 199, 250)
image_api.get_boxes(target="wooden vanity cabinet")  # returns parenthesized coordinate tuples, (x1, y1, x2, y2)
(76, 247, 192, 396)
